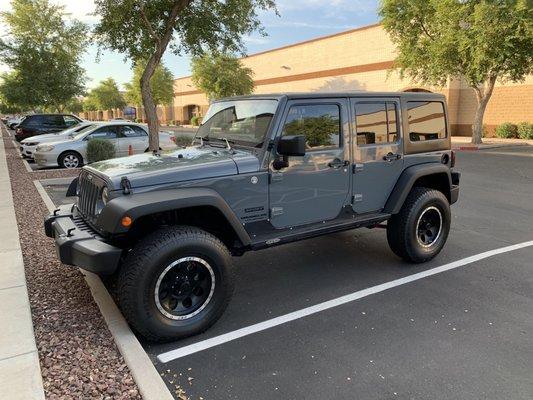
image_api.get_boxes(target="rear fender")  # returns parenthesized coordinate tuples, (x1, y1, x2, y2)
(384, 163, 452, 214)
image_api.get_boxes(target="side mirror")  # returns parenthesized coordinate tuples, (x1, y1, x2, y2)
(277, 135, 306, 156)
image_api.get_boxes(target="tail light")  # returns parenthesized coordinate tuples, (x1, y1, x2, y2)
(170, 136, 176, 144)
(16, 127, 22, 134)
(450, 150, 456, 168)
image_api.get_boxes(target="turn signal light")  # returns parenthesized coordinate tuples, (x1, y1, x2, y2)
(121, 216, 132, 228)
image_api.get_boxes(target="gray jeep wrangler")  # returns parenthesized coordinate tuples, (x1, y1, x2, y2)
(45, 92, 460, 342)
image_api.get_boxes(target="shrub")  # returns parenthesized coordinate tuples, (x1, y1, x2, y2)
(174, 135, 193, 147)
(86, 138, 116, 163)
(517, 122, 533, 140)
(495, 122, 518, 139)
(190, 115, 202, 126)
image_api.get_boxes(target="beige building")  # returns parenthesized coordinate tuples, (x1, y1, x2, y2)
(84, 23, 532, 136)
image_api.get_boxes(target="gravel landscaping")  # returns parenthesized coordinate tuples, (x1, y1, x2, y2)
(2, 129, 142, 399)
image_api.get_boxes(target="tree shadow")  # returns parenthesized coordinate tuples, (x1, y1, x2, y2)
(314, 77, 367, 93)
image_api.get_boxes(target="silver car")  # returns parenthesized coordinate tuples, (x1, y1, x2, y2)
(33, 122, 177, 169)
(20, 122, 95, 159)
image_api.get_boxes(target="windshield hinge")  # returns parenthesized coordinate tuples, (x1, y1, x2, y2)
(120, 176, 131, 195)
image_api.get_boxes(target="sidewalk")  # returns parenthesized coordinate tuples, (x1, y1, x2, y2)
(451, 136, 533, 151)
(0, 136, 45, 399)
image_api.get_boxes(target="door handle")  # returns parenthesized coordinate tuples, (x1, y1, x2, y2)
(383, 152, 401, 162)
(328, 158, 350, 169)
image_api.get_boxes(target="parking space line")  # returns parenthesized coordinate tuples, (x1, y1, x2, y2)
(158, 240, 533, 363)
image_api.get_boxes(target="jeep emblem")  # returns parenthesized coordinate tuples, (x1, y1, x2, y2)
(251, 176, 258, 184)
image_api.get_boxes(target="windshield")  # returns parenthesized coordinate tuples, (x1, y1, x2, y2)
(196, 99, 278, 147)
(73, 125, 98, 139)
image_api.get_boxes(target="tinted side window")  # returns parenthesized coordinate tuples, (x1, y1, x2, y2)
(355, 102, 398, 145)
(88, 127, 118, 140)
(122, 125, 147, 138)
(407, 101, 446, 141)
(282, 104, 340, 150)
(23, 115, 44, 127)
(44, 115, 66, 127)
(64, 115, 79, 126)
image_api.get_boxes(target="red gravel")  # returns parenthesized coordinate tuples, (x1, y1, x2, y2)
(2, 130, 142, 399)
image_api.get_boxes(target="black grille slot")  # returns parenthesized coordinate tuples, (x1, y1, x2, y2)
(77, 171, 103, 221)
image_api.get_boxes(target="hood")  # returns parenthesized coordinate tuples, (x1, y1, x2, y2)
(86, 145, 260, 189)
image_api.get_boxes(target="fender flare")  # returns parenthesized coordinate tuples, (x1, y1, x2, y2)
(383, 163, 452, 214)
(97, 188, 251, 246)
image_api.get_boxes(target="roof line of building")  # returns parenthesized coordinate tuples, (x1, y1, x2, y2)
(174, 22, 382, 83)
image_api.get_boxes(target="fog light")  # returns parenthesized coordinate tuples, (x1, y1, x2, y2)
(121, 216, 132, 228)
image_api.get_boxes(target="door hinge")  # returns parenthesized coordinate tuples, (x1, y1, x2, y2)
(352, 163, 364, 174)
(271, 207, 284, 216)
(352, 194, 363, 203)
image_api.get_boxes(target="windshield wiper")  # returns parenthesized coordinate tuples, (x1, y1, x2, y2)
(210, 137, 235, 151)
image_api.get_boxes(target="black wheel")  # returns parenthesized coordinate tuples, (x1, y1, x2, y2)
(59, 151, 83, 169)
(117, 226, 234, 342)
(387, 187, 450, 263)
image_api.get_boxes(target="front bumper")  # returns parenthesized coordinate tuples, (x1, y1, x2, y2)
(44, 204, 122, 275)
(450, 171, 460, 204)
(34, 151, 58, 167)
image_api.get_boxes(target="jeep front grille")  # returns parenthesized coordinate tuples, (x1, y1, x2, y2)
(77, 171, 104, 221)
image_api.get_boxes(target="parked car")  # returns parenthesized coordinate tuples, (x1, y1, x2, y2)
(7, 115, 26, 130)
(14, 113, 83, 142)
(20, 122, 96, 159)
(44, 92, 460, 341)
(33, 122, 177, 169)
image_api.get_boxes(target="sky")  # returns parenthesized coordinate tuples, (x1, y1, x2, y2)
(0, 0, 380, 89)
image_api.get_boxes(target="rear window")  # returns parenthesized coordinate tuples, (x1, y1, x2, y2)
(407, 101, 446, 142)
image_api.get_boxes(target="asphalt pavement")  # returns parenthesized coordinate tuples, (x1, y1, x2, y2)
(40, 146, 533, 400)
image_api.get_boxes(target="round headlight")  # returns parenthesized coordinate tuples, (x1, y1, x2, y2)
(102, 187, 109, 205)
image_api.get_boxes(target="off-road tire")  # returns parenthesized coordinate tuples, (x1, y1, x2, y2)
(117, 226, 234, 342)
(387, 187, 450, 263)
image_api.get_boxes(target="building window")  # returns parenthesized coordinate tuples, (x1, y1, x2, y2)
(282, 104, 341, 150)
(407, 101, 447, 141)
(355, 102, 398, 145)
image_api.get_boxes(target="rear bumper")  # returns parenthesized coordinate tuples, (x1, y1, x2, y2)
(44, 205, 122, 275)
(450, 172, 460, 205)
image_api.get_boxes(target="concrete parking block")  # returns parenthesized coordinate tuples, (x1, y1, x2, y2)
(0, 351, 45, 400)
(0, 286, 37, 361)
(0, 249, 26, 290)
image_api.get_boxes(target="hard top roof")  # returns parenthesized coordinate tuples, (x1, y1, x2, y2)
(215, 91, 445, 102)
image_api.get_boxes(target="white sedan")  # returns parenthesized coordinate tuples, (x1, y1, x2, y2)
(33, 122, 177, 169)
(20, 122, 95, 159)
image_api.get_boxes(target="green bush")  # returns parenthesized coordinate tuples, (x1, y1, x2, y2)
(495, 122, 518, 139)
(174, 135, 193, 147)
(190, 115, 202, 126)
(517, 122, 533, 140)
(86, 138, 116, 163)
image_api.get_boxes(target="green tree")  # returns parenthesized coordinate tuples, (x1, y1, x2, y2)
(0, 71, 29, 111)
(90, 78, 126, 111)
(0, 0, 88, 112)
(93, 0, 276, 151)
(379, 0, 533, 144)
(83, 94, 99, 112)
(191, 52, 254, 101)
(64, 97, 84, 114)
(124, 60, 174, 106)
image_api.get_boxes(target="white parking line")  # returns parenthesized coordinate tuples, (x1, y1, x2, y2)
(158, 240, 533, 363)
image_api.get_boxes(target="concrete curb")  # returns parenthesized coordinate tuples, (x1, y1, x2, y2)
(453, 143, 529, 151)
(0, 131, 46, 400)
(34, 179, 174, 400)
(11, 140, 33, 173)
